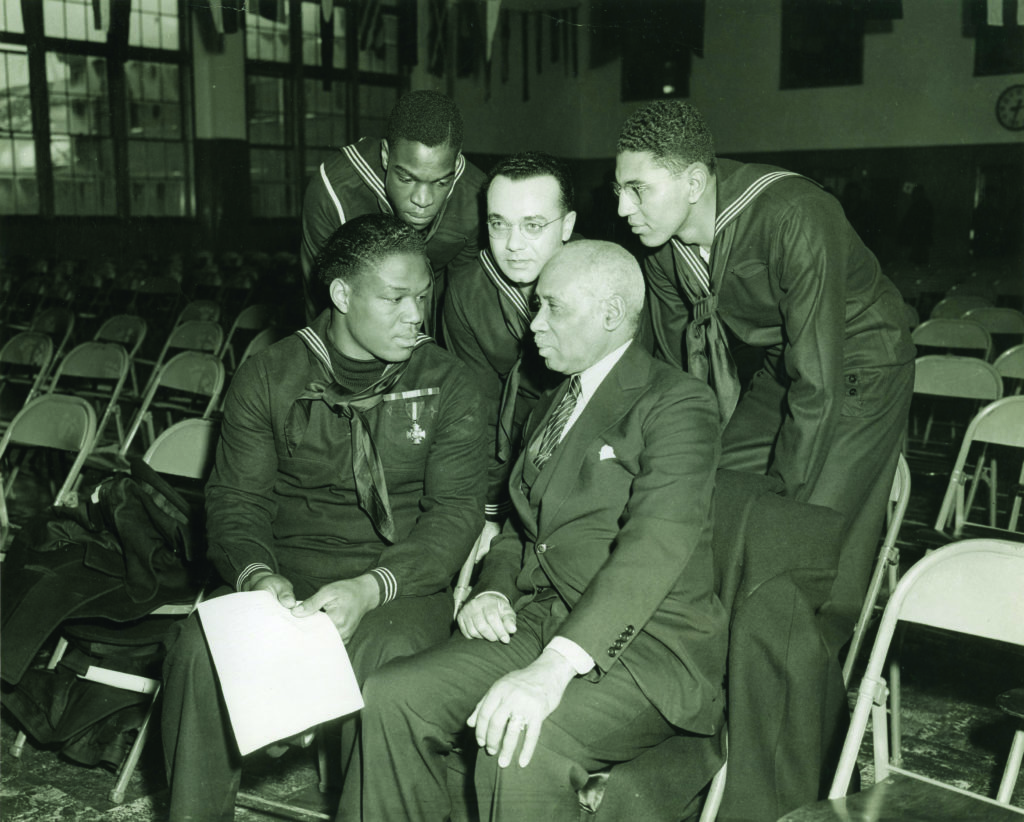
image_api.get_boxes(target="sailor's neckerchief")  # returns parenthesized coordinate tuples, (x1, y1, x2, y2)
(341, 140, 467, 247)
(669, 167, 802, 426)
(477, 248, 534, 471)
(289, 319, 432, 543)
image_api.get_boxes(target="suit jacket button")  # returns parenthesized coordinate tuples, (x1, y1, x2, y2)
(536, 543, 547, 554)
(607, 648, 616, 657)
(626, 625, 635, 635)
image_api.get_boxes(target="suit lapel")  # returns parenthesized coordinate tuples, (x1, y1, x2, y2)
(533, 344, 651, 536)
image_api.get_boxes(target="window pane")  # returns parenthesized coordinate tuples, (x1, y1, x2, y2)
(44, 0, 110, 42)
(1, 0, 24, 33)
(358, 10, 399, 75)
(248, 75, 286, 145)
(250, 146, 295, 218)
(130, 0, 180, 50)
(247, 6, 291, 63)
(48, 53, 115, 215)
(359, 84, 397, 139)
(0, 47, 37, 213)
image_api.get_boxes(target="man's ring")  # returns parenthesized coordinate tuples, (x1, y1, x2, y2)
(508, 715, 527, 728)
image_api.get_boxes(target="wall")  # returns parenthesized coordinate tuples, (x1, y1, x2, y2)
(423, 0, 1024, 267)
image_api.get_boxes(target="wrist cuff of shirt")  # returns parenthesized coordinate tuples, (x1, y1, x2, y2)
(484, 500, 512, 523)
(546, 636, 595, 676)
(236, 563, 274, 592)
(371, 567, 398, 605)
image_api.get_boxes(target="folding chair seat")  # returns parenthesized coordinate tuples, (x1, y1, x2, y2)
(93, 314, 148, 396)
(933, 396, 1024, 541)
(119, 351, 225, 459)
(929, 294, 993, 320)
(964, 307, 1024, 358)
(4, 423, 219, 803)
(779, 538, 1024, 821)
(911, 317, 992, 360)
(995, 344, 1024, 396)
(45, 342, 131, 452)
(0, 331, 55, 423)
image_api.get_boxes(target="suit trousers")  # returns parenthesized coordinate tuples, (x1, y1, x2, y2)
(719, 362, 914, 654)
(339, 593, 678, 822)
(160, 589, 453, 822)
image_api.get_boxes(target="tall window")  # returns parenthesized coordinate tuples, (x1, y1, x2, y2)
(0, 0, 192, 217)
(245, 0, 408, 218)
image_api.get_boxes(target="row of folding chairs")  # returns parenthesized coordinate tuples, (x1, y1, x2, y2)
(0, 305, 286, 442)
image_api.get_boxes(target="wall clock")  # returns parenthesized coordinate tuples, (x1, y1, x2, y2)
(996, 84, 1024, 131)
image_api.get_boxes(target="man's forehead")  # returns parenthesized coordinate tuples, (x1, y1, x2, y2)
(390, 139, 457, 176)
(487, 174, 561, 214)
(361, 253, 431, 290)
(615, 150, 669, 182)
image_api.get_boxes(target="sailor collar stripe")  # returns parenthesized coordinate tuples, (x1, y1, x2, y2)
(480, 248, 531, 325)
(714, 171, 800, 238)
(295, 326, 431, 385)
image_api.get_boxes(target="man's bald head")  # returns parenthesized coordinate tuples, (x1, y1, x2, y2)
(530, 240, 646, 374)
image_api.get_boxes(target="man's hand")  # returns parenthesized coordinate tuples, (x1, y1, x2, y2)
(249, 573, 298, 609)
(291, 574, 381, 643)
(472, 521, 502, 563)
(467, 649, 576, 769)
(458, 592, 517, 643)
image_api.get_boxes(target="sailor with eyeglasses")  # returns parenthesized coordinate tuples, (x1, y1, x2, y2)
(443, 152, 578, 576)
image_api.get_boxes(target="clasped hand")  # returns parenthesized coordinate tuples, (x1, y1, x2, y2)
(250, 573, 380, 643)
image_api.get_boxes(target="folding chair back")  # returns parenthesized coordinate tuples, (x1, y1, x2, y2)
(120, 352, 224, 458)
(827, 539, 1024, 812)
(142, 418, 219, 480)
(934, 395, 1024, 539)
(238, 326, 287, 365)
(47, 342, 131, 451)
(911, 318, 992, 359)
(964, 307, 1024, 357)
(929, 294, 993, 319)
(0, 331, 55, 409)
(908, 355, 1004, 453)
(94, 314, 147, 357)
(995, 344, 1024, 395)
(220, 304, 275, 371)
(175, 299, 222, 327)
(140, 319, 224, 397)
(0, 394, 97, 506)
(29, 306, 75, 364)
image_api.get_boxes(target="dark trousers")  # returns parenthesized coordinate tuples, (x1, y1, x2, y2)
(161, 589, 453, 822)
(720, 362, 914, 653)
(338, 594, 680, 822)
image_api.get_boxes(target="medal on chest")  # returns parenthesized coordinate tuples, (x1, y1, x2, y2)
(405, 400, 427, 444)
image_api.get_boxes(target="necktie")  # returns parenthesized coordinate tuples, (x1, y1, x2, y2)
(686, 292, 741, 426)
(534, 375, 581, 468)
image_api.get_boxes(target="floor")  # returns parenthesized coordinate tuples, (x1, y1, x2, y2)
(1, 449, 1022, 820)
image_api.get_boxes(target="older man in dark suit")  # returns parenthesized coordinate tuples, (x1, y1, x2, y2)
(338, 240, 728, 821)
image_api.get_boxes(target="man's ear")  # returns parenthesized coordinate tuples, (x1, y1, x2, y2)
(329, 278, 351, 314)
(686, 163, 710, 205)
(602, 294, 627, 332)
(380, 139, 390, 171)
(560, 211, 577, 243)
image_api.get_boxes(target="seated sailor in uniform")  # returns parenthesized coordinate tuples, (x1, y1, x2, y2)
(161, 213, 487, 822)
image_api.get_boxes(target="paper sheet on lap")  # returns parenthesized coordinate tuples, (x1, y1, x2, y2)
(197, 590, 364, 755)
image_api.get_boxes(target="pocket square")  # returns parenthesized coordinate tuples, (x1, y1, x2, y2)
(599, 444, 616, 461)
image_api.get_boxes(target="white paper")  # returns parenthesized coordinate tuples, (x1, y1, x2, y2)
(197, 590, 364, 756)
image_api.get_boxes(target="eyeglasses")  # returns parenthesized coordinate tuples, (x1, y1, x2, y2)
(611, 182, 647, 207)
(486, 216, 562, 240)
